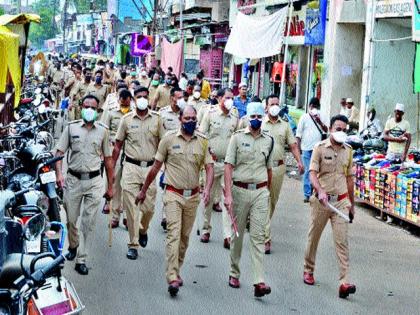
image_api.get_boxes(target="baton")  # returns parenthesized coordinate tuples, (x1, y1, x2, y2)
(326, 202, 350, 223)
(107, 198, 113, 247)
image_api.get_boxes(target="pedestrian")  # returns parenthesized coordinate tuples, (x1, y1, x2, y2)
(66, 64, 83, 121)
(139, 68, 151, 87)
(233, 82, 250, 118)
(69, 67, 92, 120)
(179, 72, 188, 91)
(101, 89, 133, 228)
(149, 73, 161, 101)
(196, 72, 211, 100)
(55, 94, 114, 275)
(102, 83, 129, 112)
(296, 97, 328, 203)
(383, 103, 411, 161)
(188, 85, 207, 112)
(262, 95, 304, 254)
(85, 69, 109, 116)
(343, 98, 359, 130)
(303, 114, 356, 299)
(339, 97, 347, 116)
(111, 89, 164, 260)
(135, 105, 214, 297)
(366, 108, 382, 137)
(224, 102, 274, 298)
(199, 88, 238, 249)
(151, 73, 172, 110)
(51, 61, 65, 107)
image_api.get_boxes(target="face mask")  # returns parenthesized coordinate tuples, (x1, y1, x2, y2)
(151, 80, 159, 86)
(224, 99, 233, 111)
(182, 121, 197, 135)
(136, 98, 148, 111)
(249, 118, 262, 130)
(269, 105, 280, 117)
(310, 108, 319, 116)
(141, 71, 147, 77)
(331, 131, 347, 144)
(85, 75, 92, 82)
(131, 71, 137, 77)
(109, 64, 114, 69)
(95, 77, 102, 84)
(177, 99, 187, 110)
(193, 91, 201, 99)
(120, 106, 130, 114)
(81, 108, 97, 122)
(165, 79, 172, 85)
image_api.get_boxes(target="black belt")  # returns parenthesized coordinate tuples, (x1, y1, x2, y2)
(68, 169, 101, 180)
(125, 156, 154, 167)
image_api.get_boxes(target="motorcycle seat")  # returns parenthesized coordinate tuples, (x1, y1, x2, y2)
(0, 253, 54, 288)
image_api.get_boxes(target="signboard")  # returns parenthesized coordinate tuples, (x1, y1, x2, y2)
(284, 6, 307, 46)
(304, 0, 328, 45)
(200, 48, 224, 81)
(413, 0, 420, 41)
(376, 0, 412, 18)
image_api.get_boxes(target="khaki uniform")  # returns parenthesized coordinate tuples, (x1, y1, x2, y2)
(85, 84, 109, 111)
(188, 97, 206, 113)
(102, 92, 119, 112)
(70, 81, 90, 120)
(261, 116, 296, 243)
(101, 108, 127, 221)
(199, 107, 239, 238)
(149, 85, 158, 102)
(155, 129, 213, 283)
(56, 120, 111, 264)
(66, 77, 81, 121)
(139, 76, 150, 87)
(51, 70, 65, 107)
(304, 138, 353, 284)
(116, 111, 164, 249)
(225, 128, 273, 284)
(153, 84, 171, 110)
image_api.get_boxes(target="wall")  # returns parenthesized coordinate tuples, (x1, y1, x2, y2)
(370, 18, 418, 145)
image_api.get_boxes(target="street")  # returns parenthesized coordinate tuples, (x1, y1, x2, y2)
(61, 176, 420, 315)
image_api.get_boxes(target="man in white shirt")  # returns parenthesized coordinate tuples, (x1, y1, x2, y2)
(383, 103, 411, 161)
(296, 98, 328, 202)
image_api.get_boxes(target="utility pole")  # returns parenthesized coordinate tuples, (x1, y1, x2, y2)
(90, 0, 95, 52)
(62, 0, 69, 55)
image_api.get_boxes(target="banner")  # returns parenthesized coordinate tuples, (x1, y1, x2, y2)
(130, 33, 153, 57)
(413, 0, 420, 41)
(160, 37, 183, 78)
(414, 43, 420, 93)
(304, 0, 328, 45)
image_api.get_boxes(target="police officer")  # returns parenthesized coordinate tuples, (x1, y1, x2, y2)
(188, 85, 207, 112)
(199, 88, 238, 249)
(55, 95, 113, 275)
(262, 94, 304, 254)
(303, 114, 356, 299)
(85, 69, 109, 116)
(135, 105, 214, 297)
(224, 102, 273, 298)
(112, 92, 164, 260)
(70, 68, 93, 120)
(101, 89, 133, 228)
(102, 83, 129, 112)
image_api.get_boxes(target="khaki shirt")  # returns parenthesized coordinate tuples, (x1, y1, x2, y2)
(261, 116, 296, 161)
(115, 111, 163, 162)
(159, 106, 181, 134)
(153, 84, 171, 110)
(155, 129, 213, 189)
(309, 138, 353, 195)
(188, 97, 206, 112)
(70, 81, 90, 106)
(101, 108, 126, 142)
(225, 128, 274, 183)
(52, 70, 65, 85)
(56, 120, 111, 172)
(139, 77, 150, 87)
(102, 92, 119, 112)
(199, 107, 239, 160)
(85, 84, 108, 109)
(149, 85, 158, 102)
(197, 104, 211, 125)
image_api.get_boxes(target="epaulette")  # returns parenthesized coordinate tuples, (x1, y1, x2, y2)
(68, 119, 81, 124)
(195, 130, 208, 139)
(96, 121, 109, 129)
(234, 128, 246, 134)
(314, 140, 327, 148)
(166, 129, 178, 136)
(150, 110, 160, 116)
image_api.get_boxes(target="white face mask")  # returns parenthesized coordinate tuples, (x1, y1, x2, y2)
(141, 71, 147, 77)
(193, 91, 201, 99)
(269, 105, 280, 117)
(224, 99, 233, 111)
(136, 98, 148, 110)
(331, 131, 347, 144)
(310, 108, 319, 116)
(177, 99, 187, 110)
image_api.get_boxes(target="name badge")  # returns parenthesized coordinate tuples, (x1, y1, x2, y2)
(172, 144, 181, 149)
(242, 143, 250, 147)
(130, 125, 139, 129)
(72, 136, 80, 139)
(324, 156, 333, 160)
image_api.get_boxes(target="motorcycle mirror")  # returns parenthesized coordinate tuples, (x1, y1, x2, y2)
(24, 214, 46, 241)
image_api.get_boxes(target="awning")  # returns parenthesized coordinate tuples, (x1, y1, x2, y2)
(0, 13, 41, 26)
(225, 8, 288, 59)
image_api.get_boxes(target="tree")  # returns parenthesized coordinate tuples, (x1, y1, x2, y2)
(0, 7, 5, 15)
(28, 0, 59, 49)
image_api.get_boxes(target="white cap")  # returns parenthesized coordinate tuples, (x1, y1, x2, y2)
(395, 103, 405, 112)
(346, 98, 353, 103)
(239, 82, 247, 88)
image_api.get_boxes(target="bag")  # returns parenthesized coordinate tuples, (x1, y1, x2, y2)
(309, 114, 327, 140)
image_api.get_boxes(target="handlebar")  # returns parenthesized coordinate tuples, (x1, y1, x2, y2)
(41, 156, 64, 168)
(30, 255, 65, 285)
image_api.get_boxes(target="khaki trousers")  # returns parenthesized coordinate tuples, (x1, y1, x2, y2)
(230, 185, 269, 284)
(64, 173, 103, 264)
(164, 190, 200, 283)
(304, 196, 351, 284)
(202, 162, 231, 238)
(265, 164, 286, 242)
(121, 162, 156, 249)
(111, 151, 123, 221)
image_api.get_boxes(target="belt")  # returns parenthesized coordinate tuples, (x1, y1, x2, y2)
(68, 169, 101, 180)
(273, 160, 284, 167)
(328, 193, 348, 203)
(125, 156, 154, 167)
(215, 158, 224, 163)
(233, 181, 268, 190)
(166, 185, 200, 198)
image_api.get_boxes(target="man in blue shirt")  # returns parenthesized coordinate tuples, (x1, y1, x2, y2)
(233, 82, 250, 118)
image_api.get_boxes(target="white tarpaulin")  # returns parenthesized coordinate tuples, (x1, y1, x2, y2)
(225, 8, 288, 59)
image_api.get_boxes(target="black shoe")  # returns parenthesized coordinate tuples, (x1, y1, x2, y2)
(139, 233, 148, 248)
(65, 247, 77, 261)
(127, 248, 138, 260)
(304, 197, 310, 203)
(168, 281, 179, 297)
(161, 219, 167, 232)
(75, 263, 88, 275)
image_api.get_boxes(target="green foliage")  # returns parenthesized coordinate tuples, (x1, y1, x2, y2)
(28, 0, 59, 49)
(73, 0, 107, 13)
(0, 7, 5, 15)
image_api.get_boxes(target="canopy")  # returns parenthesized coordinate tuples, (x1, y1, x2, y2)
(0, 25, 21, 107)
(225, 8, 288, 59)
(0, 13, 41, 26)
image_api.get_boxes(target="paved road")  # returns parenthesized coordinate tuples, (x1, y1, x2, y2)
(61, 176, 420, 315)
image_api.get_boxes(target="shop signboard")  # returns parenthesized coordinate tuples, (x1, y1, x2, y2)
(200, 48, 224, 82)
(375, 0, 412, 18)
(304, 0, 328, 45)
(284, 5, 307, 46)
(413, 0, 420, 41)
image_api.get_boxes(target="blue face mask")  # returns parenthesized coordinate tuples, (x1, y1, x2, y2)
(182, 121, 197, 135)
(249, 118, 262, 130)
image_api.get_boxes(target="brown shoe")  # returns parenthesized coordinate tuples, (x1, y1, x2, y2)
(254, 283, 271, 297)
(212, 203, 222, 212)
(168, 280, 179, 297)
(102, 202, 110, 214)
(200, 233, 210, 243)
(110, 219, 119, 229)
(265, 241, 271, 254)
(339, 283, 356, 299)
(303, 272, 315, 285)
(123, 218, 128, 230)
(223, 237, 230, 250)
(228, 276, 240, 288)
